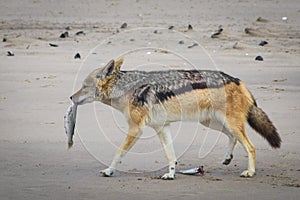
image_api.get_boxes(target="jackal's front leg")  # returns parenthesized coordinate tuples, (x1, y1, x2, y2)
(101, 122, 142, 177)
(155, 125, 177, 180)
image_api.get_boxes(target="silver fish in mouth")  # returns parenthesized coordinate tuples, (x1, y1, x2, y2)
(64, 102, 78, 148)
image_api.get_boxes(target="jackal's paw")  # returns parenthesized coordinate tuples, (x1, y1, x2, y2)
(222, 154, 233, 165)
(240, 170, 255, 178)
(100, 168, 114, 177)
(161, 173, 175, 180)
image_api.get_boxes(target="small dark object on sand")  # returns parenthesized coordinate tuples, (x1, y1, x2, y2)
(168, 25, 174, 30)
(256, 17, 268, 22)
(188, 42, 198, 48)
(153, 30, 158, 34)
(74, 53, 81, 59)
(7, 51, 14, 56)
(60, 32, 69, 38)
(211, 25, 223, 38)
(75, 31, 85, 36)
(178, 166, 204, 176)
(49, 43, 59, 47)
(244, 28, 255, 34)
(65, 26, 71, 30)
(245, 28, 250, 34)
(3, 38, 7, 42)
(178, 40, 184, 44)
(255, 56, 264, 61)
(232, 42, 239, 49)
(259, 40, 268, 46)
(188, 24, 193, 30)
(120, 23, 127, 29)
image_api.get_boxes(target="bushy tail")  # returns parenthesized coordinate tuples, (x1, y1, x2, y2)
(247, 104, 281, 148)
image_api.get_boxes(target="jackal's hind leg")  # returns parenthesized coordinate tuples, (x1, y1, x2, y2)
(101, 123, 142, 177)
(229, 125, 256, 177)
(222, 130, 237, 165)
(200, 120, 237, 165)
(155, 125, 177, 180)
(239, 134, 256, 178)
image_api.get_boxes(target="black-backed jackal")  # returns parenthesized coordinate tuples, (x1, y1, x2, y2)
(65, 58, 281, 180)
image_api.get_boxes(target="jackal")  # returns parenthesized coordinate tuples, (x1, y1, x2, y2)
(67, 57, 281, 180)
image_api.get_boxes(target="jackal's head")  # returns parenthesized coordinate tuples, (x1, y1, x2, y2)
(70, 58, 124, 105)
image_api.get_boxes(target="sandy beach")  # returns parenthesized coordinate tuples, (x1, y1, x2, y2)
(0, 0, 299, 199)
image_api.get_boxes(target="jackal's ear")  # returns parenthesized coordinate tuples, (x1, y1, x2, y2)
(103, 59, 115, 77)
(114, 57, 124, 71)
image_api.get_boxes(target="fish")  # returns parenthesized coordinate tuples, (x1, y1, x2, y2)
(64, 102, 78, 149)
(178, 166, 204, 176)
